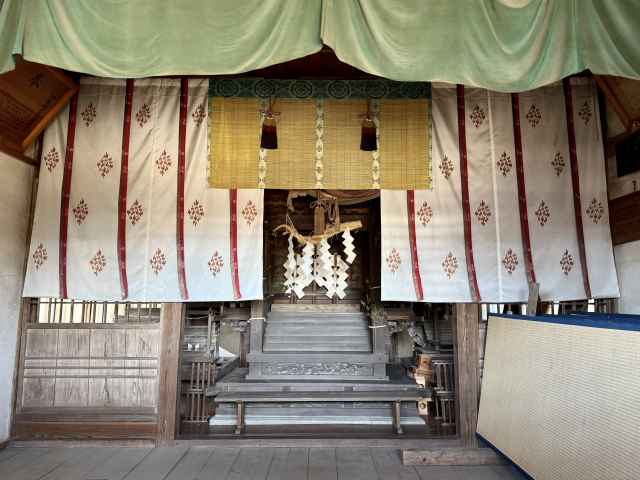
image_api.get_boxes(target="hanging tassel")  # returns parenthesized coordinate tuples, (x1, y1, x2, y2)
(261, 115, 278, 149)
(360, 99, 377, 151)
(260, 98, 278, 149)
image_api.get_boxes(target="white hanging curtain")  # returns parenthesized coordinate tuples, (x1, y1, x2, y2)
(381, 79, 619, 303)
(23, 78, 263, 302)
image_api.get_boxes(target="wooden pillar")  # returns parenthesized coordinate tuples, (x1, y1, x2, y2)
(239, 327, 250, 368)
(157, 302, 184, 445)
(313, 204, 325, 236)
(249, 300, 264, 354)
(453, 303, 480, 448)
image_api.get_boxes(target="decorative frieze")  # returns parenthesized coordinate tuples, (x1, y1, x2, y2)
(262, 362, 373, 377)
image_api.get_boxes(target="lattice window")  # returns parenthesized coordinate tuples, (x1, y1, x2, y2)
(27, 298, 161, 324)
(481, 298, 616, 319)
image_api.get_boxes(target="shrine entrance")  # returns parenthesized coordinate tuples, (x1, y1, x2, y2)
(265, 190, 375, 307)
(178, 190, 454, 439)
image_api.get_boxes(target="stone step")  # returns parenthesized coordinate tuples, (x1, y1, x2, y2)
(263, 344, 371, 352)
(265, 321, 369, 329)
(270, 304, 361, 313)
(265, 330, 369, 343)
(264, 327, 369, 336)
(265, 333, 369, 341)
(265, 338, 369, 346)
(265, 317, 368, 325)
(268, 311, 366, 318)
(247, 352, 387, 363)
(250, 309, 382, 380)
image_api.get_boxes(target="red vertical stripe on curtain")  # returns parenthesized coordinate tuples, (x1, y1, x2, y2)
(457, 85, 482, 302)
(118, 79, 134, 299)
(406, 190, 424, 300)
(511, 93, 537, 286)
(562, 79, 592, 299)
(59, 94, 78, 299)
(177, 79, 190, 300)
(230, 189, 242, 299)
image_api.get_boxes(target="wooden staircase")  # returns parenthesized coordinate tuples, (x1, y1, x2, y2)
(262, 311, 371, 352)
(246, 304, 388, 381)
(208, 305, 429, 426)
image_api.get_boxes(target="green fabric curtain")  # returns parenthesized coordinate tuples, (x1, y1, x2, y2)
(322, 0, 640, 92)
(1, 0, 639, 91)
(0, 0, 24, 74)
(0, 0, 323, 78)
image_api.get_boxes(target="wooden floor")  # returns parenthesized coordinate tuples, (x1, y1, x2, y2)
(0, 446, 525, 479)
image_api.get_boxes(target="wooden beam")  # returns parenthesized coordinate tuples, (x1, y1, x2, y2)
(0, 142, 39, 168)
(453, 304, 480, 448)
(13, 418, 157, 441)
(402, 448, 506, 466)
(11, 168, 39, 437)
(157, 303, 184, 445)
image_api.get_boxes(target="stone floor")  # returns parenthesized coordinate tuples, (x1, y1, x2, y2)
(0, 446, 526, 479)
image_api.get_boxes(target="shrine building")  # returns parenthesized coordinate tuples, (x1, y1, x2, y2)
(0, 1, 639, 479)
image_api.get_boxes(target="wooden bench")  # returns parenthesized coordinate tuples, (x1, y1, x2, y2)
(214, 390, 424, 435)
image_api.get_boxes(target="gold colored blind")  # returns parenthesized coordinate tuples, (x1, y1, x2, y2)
(322, 99, 376, 190)
(263, 99, 317, 189)
(208, 93, 431, 190)
(209, 97, 261, 189)
(378, 99, 431, 189)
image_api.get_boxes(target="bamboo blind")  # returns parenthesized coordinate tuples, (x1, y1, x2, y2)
(379, 99, 431, 189)
(208, 97, 432, 190)
(264, 99, 317, 189)
(209, 97, 261, 189)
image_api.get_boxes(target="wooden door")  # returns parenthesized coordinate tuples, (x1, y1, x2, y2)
(264, 191, 378, 306)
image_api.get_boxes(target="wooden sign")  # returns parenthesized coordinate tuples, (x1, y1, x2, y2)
(0, 57, 77, 162)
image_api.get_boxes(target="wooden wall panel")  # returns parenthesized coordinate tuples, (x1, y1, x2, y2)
(19, 325, 160, 410)
(609, 191, 640, 245)
(21, 378, 55, 408)
(24, 328, 58, 358)
(15, 323, 161, 440)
